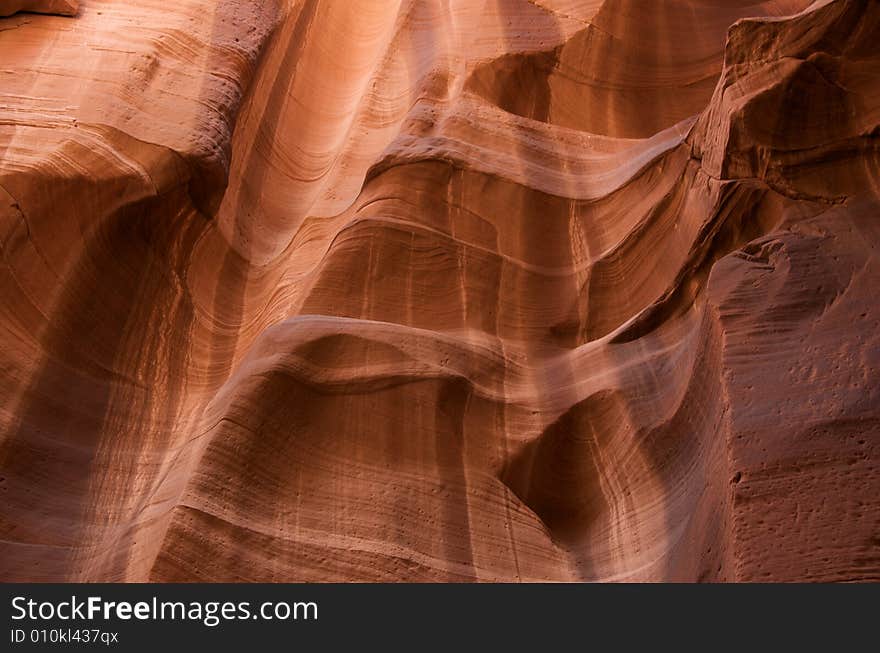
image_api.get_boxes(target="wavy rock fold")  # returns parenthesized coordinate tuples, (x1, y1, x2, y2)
(0, 0, 877, 581)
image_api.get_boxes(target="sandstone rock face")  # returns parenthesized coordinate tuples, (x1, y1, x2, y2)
(0, 0, 877, 582)
(0, 1, 78, 17)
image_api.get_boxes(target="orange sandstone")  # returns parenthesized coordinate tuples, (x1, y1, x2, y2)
(0, 0, 877, 582)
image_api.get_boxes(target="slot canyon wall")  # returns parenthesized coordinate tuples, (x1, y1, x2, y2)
(0, 0, 877, 582)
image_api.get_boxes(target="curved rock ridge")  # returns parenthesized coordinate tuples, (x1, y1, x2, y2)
(0, 1, 78, 17)
(0, 0, 877, 582)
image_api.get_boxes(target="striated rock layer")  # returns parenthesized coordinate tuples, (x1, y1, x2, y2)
(0, 0, 877, 582)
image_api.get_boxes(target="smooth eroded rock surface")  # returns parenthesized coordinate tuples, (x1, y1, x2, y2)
(0, 0, 877, 581)
(0, 1, 78, 16)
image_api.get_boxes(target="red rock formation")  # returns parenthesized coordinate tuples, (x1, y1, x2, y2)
(0, 0, 877, 582)
(0, 1, 78, 17)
